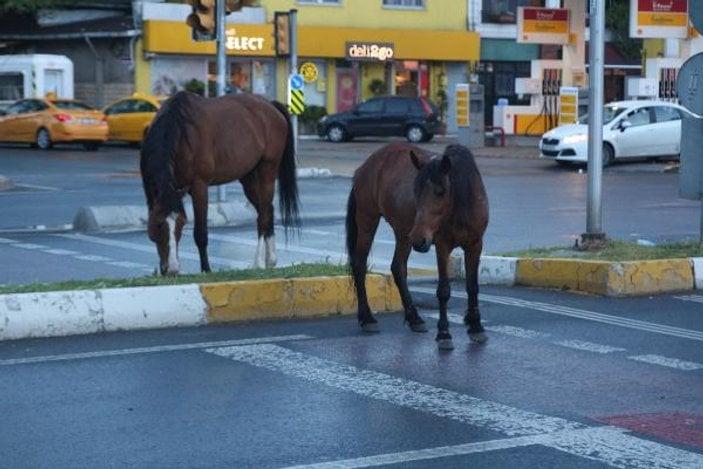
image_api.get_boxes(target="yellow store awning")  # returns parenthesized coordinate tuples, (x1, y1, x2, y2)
(143, 21, 480, 62)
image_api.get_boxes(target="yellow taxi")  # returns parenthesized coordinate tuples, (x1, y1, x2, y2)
(103, 93, 168, 144)
(0, 95, 108, 150)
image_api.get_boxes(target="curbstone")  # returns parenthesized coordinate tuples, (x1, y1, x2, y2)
(73, 201, 255, 232)
(516, 258, 695, 296)
(690, 257, 703, 290)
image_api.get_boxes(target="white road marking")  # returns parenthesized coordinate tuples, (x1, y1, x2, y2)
(0, 237, 15, 243)
(411, 287, 703, 342)
(11, 242, 45, 250)
(628, 354, 703, 371)
(555, 340, 626, 354)
(74, 254, 112, 262)
(42, 248, 78, 256)
(0, 335, 312, 366)
(674, 294, 703, 304)
(210, 344, 703, 468)
(106, 260, 151, 269)
(58, 233, 250, 269)
(485, 324, 550, 340)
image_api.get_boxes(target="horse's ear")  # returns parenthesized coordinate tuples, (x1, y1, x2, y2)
(410, 151, 424, 171)
(440, 154, 451, 174)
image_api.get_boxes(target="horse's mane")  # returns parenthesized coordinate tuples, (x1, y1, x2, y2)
(414, 144, 485, 219)
(140, 91, 197, 214)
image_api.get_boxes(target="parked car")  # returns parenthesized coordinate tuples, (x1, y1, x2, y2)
(539, 100, 696, 166)
(103, 93, 167, 144)
(316, 95, 439, 143)
(0, 96, 107, 150)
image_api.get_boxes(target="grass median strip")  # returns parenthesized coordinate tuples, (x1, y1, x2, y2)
(499, 239, 703, 261)
(0, 263, 349, 295)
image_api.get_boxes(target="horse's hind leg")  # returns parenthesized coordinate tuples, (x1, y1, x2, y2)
(350, 206, 381, 333)
(434, 243, 454, 350)
(390, 237, 427, 333)
(190, 181, 211, 273)
(241, 170, 276, 268)
(463, 240, 487, 343)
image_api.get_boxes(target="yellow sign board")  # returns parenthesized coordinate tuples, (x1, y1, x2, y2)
(299, 62, 318, 83)
(455, 84, 469, 127)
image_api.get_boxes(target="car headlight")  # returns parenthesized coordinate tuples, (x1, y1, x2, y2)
(318, 116, 327, 124)
(562, 134, 588, 144)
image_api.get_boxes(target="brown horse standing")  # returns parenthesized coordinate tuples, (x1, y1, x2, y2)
(140, 91, 300, 275)
(345, 143, 489, 350)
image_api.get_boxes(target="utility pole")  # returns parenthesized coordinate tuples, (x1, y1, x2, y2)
(582, 0, 606, 248)
(216, 0, 227, 202)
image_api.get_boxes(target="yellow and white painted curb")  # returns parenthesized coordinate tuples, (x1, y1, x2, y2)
(0, 274, 401, 341)
(449, 255, 703, 296)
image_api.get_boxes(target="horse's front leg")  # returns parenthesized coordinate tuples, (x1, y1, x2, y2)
(463, 240, 486, 343)
(434, 243, 453, 350)
(391, 238, 427, 333)
(190, 182, 211, 273)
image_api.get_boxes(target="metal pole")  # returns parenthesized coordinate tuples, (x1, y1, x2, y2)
(583, 0, 606, 246)
(216, 0, 227, 202)
(289, 9, 299, 154)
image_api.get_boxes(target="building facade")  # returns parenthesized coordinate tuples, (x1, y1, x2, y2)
(138, 0, 480, 134)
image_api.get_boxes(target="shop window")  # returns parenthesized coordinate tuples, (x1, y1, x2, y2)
(481, 0, 541, 24)
(0, 73, 23, 101)
(383, 0, 424, 8)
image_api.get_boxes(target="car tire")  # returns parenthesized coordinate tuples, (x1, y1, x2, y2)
(83, 142, 100, 151)
(35, 128, 52, 150)
(602, 143, 614, 167)
(406, 125, 425, 143)
(326, 125, 346, 143)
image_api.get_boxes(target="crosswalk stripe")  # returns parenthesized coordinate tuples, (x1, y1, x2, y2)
(208, 344, 703, 468)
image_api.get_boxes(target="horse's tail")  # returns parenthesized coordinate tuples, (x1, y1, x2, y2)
(345, 188, 358, 278)
(271, 100, 301, 236)
(140, 91, 194, 214)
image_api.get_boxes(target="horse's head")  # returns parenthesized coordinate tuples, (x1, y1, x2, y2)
(409, 150, 452, 253)
(143, 178, 186, 276)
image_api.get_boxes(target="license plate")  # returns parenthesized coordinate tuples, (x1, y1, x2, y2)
(79, 118, 98, 124)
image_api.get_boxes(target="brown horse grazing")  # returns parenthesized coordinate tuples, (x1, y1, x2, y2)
(140, 91, 300, 275)
(345, 143, 489, 350)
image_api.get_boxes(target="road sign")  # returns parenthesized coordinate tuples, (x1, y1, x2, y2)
(289, 73, 304, 91)
(299, 62, 318, 83)
(289, 89, 305, 115)
(676, 52, 703, 116)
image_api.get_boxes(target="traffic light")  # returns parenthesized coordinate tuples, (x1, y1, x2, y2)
(225, 0, 258, 14)
(274, 11, 290, 57)
(186, 0, 217, 41)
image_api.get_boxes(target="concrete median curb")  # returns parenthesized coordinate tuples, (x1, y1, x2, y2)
(0, 274, 401, 341)
(448, 254, 703, 296)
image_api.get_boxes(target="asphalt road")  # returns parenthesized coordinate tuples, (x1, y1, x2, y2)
(1, 283, 702, 468)
(1, 138, 702, 467)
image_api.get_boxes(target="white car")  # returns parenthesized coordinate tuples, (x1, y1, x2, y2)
(539, 100, 695, 166)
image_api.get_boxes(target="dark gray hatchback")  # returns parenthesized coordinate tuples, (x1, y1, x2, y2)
(316, 95, 439, 143)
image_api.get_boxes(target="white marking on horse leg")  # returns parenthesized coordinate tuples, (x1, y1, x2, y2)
(166, 212, 180, 275)
(254, 235, 266, 269)
(265, 234, 277, 268)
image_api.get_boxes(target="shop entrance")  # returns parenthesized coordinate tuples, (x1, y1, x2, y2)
(394, 60, 429, 98)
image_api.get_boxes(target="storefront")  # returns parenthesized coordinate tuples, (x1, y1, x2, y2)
(140, 20, 480, 132)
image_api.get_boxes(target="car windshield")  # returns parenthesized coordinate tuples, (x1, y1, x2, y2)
(579, 105, 629, 125)
(52, 100, 95, 110)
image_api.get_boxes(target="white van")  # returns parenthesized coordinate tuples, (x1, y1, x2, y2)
(0, 54, 74, 109)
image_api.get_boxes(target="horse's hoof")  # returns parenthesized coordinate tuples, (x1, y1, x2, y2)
(436, 338, 455, 351)
(469, 331, 488, 343)
(360, 321, 380, 333)
(405, 318, 428, 333)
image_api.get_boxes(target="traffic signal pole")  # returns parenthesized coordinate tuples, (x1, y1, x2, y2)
(216, 0, 227, 202)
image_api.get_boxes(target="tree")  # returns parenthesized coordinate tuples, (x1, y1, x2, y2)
(605, 0, 642, 59)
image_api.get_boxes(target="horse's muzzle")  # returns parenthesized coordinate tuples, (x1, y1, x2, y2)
(412, 237, 432, 253)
